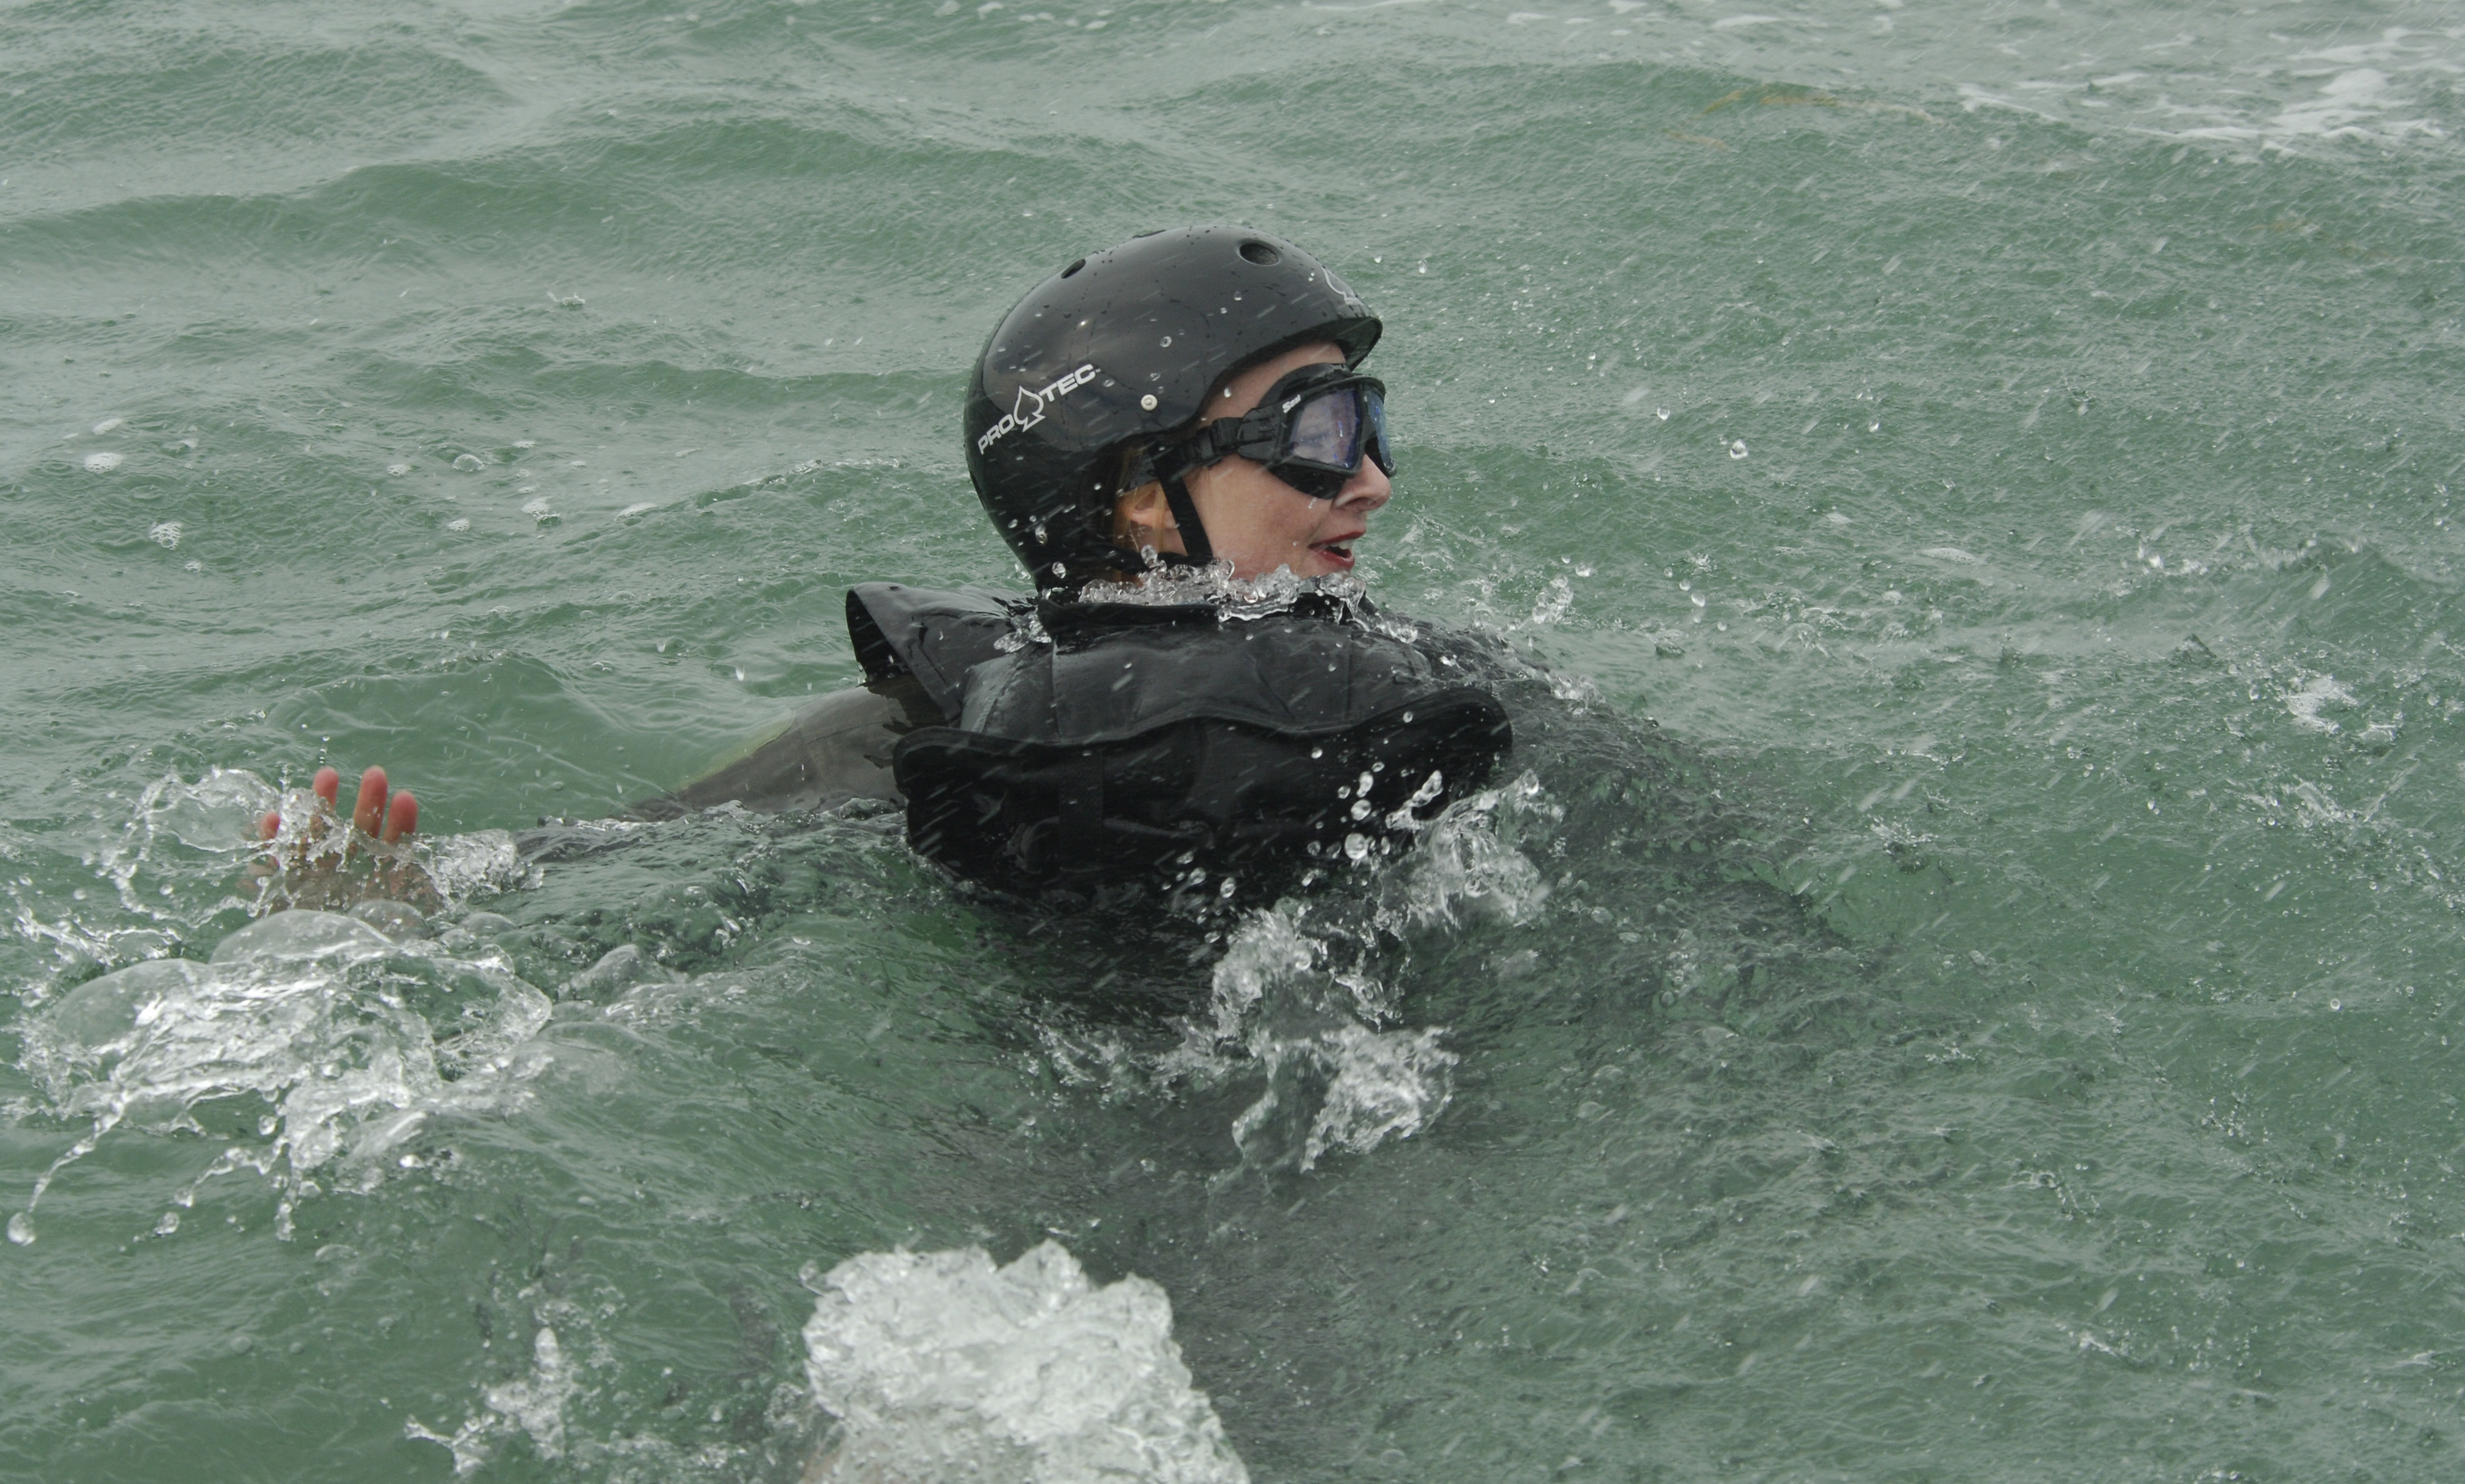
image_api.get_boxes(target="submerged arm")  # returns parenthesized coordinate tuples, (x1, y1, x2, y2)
(623, 677, 939, 820)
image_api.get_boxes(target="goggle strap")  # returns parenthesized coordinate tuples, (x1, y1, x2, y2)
(1160, 469, 1213, 566)
(1172, 417, 1250, 470)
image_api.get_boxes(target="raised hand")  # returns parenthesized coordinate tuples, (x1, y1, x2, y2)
(253, 765, 440, 914)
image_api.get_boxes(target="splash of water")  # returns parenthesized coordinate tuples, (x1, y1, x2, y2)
(1155, 773, 1558, 1171)
(406, 1325, 581, 1477)
(1074, 562, 1368, 619)
(10, 769, 531, 1002)
(7, 768, 283, 984)
(12, 909, 552, 1244)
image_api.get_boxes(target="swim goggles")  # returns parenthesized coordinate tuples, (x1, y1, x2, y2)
(1159, 363, 1393, 501)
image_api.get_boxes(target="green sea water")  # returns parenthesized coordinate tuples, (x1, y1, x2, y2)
(7, 0, 2465, 1478)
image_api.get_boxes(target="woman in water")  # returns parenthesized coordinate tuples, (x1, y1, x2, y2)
(260, 226, 1512, 907)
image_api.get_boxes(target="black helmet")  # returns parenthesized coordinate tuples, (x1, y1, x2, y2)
(964, 225, 1380, 590)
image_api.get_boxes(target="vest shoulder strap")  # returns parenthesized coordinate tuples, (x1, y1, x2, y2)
(845, 583, 1029, 722)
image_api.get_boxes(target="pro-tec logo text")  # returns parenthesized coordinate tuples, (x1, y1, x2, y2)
(977, 363, 1100, 454)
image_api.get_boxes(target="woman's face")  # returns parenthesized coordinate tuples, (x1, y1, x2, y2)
(1139, 341, 1394, 581)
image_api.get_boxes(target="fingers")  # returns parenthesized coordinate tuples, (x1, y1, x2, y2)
(284, 762, 412, 849)
(352, 767, 389, 838)
(382, 790, 418, 845)
(260, 810, 281, 841)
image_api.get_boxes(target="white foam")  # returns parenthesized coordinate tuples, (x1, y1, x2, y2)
(2269, 68, 2418, 140)
(802, 1241, 1248, 1483)
(83, 451, 124, 473)
(2285, 674, 2356, 734)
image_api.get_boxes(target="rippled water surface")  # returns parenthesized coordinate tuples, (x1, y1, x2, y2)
(8, 0, 2465, 1478)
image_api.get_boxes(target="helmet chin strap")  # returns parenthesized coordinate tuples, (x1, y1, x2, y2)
(1158, 470, 1214, 567)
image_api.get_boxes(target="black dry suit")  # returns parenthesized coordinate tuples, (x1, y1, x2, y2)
(844, 582, 1512, 896)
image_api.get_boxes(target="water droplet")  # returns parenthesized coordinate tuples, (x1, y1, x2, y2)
(92, 416, 125, 435)
(452, 453, 485, 472)
(1727, 440, 1749, 460)
(7, 1213, 32, 1245)
(386, 463, 411, 476)
(83, 451, 124, 473)
(1343, 832, 1370, 862)
(154, 1211, 180, 1236)
(446, 517, 470, 532)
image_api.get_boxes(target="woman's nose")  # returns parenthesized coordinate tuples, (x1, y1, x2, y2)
(1338, 456, 1392, 512)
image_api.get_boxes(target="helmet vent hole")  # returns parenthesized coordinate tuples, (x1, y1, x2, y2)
(1061, 257, 1086, 279)
(1239, 240, 1281, 266)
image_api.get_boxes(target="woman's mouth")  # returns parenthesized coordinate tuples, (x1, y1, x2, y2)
(1312, 540, 1354, 570)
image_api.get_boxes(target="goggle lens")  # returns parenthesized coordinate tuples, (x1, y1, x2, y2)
(1271, 381, 1392, 500)
(1287, 384, 1362, 469)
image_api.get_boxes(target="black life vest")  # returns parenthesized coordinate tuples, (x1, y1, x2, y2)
(845, 583, 1512, 894)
